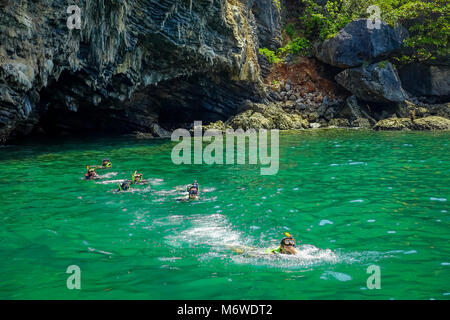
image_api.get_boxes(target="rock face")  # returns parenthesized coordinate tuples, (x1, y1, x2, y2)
(335, 61, 409, 103)
(0, 0, 282, 143)
(314, 19, 408, 68)
(398, 64, 450, 100)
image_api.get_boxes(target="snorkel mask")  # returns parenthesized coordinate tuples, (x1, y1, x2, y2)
(132, 171, 143, 183)
(102, 159, 112, 167)
(281, 232, 296, 247)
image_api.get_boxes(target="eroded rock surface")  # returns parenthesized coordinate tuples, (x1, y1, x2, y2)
(0, 0, 281, 143)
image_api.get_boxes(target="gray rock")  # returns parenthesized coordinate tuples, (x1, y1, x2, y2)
(337, 96, 376, 124)
(328, 118, 350, 127)
(314, 19, 408, 68)
(335, 62, 409, 103)
(398, 64, 450, 98)
(0, 0, 282, 143)
(351, 118, 372, 128)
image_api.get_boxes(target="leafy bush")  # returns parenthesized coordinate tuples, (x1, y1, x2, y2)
(278, 37, 311, 56)
(285, 23, 296, 39)
(259, 48, 283, 64)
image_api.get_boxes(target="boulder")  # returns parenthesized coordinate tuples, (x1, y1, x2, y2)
(413, 116, 450, 131)
(396, 100, 450, 119)
(335, 61, 409, 103)
(314, 19, 408, 68)
(373, 116, 450, 131)
(337, 95, 376, 124)
(351, 118, 372, 128)
(328, 118, 350, 127)
(373, 118, 414, 131)
(226, 102, 309, 130)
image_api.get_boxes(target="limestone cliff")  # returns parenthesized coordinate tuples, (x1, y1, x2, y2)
(0, 0, 282, 142)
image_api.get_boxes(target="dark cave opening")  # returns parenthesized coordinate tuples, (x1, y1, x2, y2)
(34, 71, 255, 138)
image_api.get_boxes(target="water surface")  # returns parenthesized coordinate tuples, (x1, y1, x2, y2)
(0, 130, 449, 299)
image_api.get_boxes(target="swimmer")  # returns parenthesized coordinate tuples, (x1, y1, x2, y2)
(186, 180, 199, 200)
(84, 166, 100, 180)
(90, 158, 112, 170)
(130, 171, 149, 185)
(267, 232, 299, 255)
(228, 233, 299, 257)
(117, 180, 130, 192)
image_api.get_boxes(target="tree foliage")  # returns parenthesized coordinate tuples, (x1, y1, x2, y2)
(297, 0, 449, 62)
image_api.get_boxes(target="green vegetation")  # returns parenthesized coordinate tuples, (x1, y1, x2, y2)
(298, 0, 449, 62)
(273, 0, 281, 11)
(278, 37, 311, 56)
(259, 48, 283, 64)
(378, 60, 388, 68)
(285, 23, 296, 39)
(260, 0, 448, 64)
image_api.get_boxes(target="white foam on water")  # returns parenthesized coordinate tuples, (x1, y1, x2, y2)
(153, 215, 186, 227)
(320, 271, 352, 282)
(148, 178, 164, 185)
(319, 219, 333, 226)
(158, 257, 182, 262)
(98, 172, 118, 179)
(165, 214, 243, 249)
(88, 247, 113, 256)
(350, 199, 364, 203)
(230, 244, 340, 269)
(348, 162, 365, 166)
(96, 179, 124, 185)
(430, 197, 447, 202)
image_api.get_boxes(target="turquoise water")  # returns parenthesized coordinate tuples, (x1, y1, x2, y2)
(0, 130, 449, 299)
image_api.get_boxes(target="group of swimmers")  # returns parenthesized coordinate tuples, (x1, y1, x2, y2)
(84, 159, 200, 200)
(84, 159, 298, 255)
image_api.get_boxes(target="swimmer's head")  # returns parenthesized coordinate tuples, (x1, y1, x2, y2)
(280, 233, 297, 255)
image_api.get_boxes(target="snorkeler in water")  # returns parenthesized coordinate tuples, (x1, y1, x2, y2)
(228, 232, 299, 257)
(116, 180, 130, 192)
(89, 158, 112, 170)
(130, 171, 149, 185)
(101, 158, 112, 168)
(84, 166, 100, 180)
(268, 232, 298, 255)
(186, 180, 199, 200)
